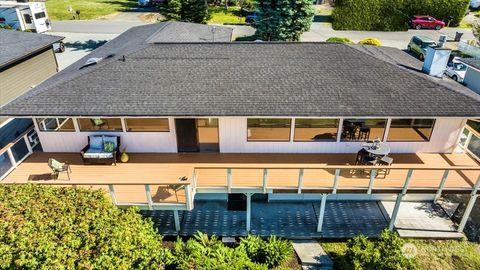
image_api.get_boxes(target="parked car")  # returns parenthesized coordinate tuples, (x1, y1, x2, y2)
(409, 15, 445, 30)
(445, 59, 467, 82)
(246, 12, 258, 23)
(471, 0, 480, 9)
(407, 35, 437, 61)
(138, 0, 151, 6)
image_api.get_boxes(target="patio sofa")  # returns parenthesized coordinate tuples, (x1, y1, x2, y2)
(80, 135, 121, 165)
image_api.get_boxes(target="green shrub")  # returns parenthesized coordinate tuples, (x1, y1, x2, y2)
(326, 37, 354, 43)
(239, 235, 293, 268)
(0, 184, 171, 269)
(158, 0, 210, 23)
(345, 230, 418, 270)
(358, 37, 382, 46)
(240, 0, 256, 10)
(332, 0, 469, 31)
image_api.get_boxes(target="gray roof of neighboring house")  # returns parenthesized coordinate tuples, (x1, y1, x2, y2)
(146, 21, 233, 43)
(0, 29, 64, 69)
(1, 35, 480, 117)
(460, 58, 480, 70)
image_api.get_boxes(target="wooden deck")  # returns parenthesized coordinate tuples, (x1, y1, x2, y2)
(2, 152, 479, 204)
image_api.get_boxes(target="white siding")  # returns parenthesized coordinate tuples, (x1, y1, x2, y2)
(463, 67, 480, 95)
(219, 117, 465, 154)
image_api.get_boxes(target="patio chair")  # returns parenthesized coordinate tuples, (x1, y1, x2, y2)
(358, 126, 371, 140)
(168, 184, 184, 202)
(378, 155, 394, 177)
(90, 118, 109, 130)
(48, 158, 71, 180)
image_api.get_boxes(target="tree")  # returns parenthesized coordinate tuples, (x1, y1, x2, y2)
(162, 0, 182, 20)
(0, 184, 172, 269)
(254, 0, 314, 41)
(181, 0, 210, 23)
(473, 20, 480, 46)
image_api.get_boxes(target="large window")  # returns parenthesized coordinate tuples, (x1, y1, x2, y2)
(387, 119, 435, 142)
(125, 118, 169, 132)
(197, 118, 219, 152)
(78, 118, 122, 131)
(294, 119, 338, 142)
(36, 118, 75, 132)
(341, 119, 387, 141)
(247, 118, 291, 142)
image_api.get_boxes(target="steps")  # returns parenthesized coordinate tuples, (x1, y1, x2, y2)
(293, 240, 333, 270)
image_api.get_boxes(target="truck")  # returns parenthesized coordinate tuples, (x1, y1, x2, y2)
(0, 0, 51, 33)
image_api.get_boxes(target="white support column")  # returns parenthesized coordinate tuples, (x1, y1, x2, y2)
(289, 118, 296, 142)
(227, 168, 232, 193)
(72, 117, 81, 132)
(402, 169, 414, 195)
(120, 118, 127, 132)
(317, 194, 328, 233)
(108, 184, 117, 205)
(367, 169, 377, 195)
(336, 118, 344, 142)
(382, 118, 392, 142)
(458, 175, 480, 232)
(263, 169, 268, 193)
(332, 169, 340, 194)
(246, 193, 252, 232)
(23, 134, 33, 154)
(185, 185, 192, 210)
(145, 185, 153, 210)
(389, 193, 403, 231)
(434, 169, 450, 203)
(173, 210, 181, 232)
(6, 149, 16, 168)
(297, 168, 304, 194)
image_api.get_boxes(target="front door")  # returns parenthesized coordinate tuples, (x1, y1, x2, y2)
(175, 119, 199, 152)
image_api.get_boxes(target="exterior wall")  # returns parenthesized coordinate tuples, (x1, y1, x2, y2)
(36, 118, 178, 153)
(0, 48, 57, 106)
(463, 67, 480, 95)
(219, 117, 465, 154)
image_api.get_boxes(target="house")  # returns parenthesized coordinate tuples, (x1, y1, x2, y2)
(459, 58, 480, 95)
(0, 0, 51, 33)
(0, 29, 62, 160)
(0, 23, 479, 237)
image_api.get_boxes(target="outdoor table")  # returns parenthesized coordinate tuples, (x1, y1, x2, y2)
(362, 142, 390, 157)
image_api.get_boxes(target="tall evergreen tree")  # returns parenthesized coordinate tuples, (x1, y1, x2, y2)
(255, 0, 314, 41)
(181, 0, 210, 23)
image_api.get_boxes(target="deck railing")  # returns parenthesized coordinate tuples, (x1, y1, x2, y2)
(0, 127, 39, 181)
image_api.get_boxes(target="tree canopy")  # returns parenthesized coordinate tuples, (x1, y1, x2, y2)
(160, 0, 210, 23)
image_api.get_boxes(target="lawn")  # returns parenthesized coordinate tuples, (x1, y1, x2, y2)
(46, 0, 137, 20)
(208, 6, 245, 24)
(322, 239, 480, 270)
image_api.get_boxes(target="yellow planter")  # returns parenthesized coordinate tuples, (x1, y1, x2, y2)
(120, 152, 129, 163)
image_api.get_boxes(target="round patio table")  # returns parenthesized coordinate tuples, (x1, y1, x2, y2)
(362, 142, 390, 157)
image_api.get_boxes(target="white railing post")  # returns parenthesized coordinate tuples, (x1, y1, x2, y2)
(389, 193, 403, 231)
(185, 184, 192, 210)
(402, 169, 414, 195)
(263, 169, 268, 193)
(367, 169, 377, 195)
(6, 148, 16, 168)
(246, 193, 252, 232)
(317, 194, 328, 233)
(458, 175, 480, 232)
(173, 210, 180, 232)
(108, 184, 117, 205)
(227, 168, 232, 193)
(145, 184, 153, 210)
(297, 168, 304, 194)
(434, 169, 450, 203)
(332, 169, 340, 194)
(23, 134, 33, 154)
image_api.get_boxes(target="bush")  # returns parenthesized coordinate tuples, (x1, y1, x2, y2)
(239, 235, 293, 268)
(358, 37, 382, 46)
(332, 0, 469, 31)
(326, 37, 354, 43)
(240, 0, 256, 10)
(0, 184, 171, 269)
(345, 230, 418, 270)
(158, 0, 210, 23)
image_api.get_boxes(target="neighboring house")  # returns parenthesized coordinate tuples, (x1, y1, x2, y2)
(0, 0, 51, 33)
(0, 23, 479, 237)
(459, 58, 480, 95)
(0, 29, 62, 155)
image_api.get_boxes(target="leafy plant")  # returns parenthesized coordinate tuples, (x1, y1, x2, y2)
(358, 38, 382, 46)
(0, 184, 172, 269)
(326, 37, 354, 43)
(239, 235, 293, 268)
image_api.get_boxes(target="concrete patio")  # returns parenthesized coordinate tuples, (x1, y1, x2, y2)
(141, 199, 463, 239)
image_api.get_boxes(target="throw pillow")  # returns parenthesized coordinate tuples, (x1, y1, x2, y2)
(104, 141, 115, 152)
(89, 136, 103, 149)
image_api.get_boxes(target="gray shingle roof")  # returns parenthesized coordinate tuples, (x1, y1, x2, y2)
(1, 38, 480, 117)
(460, 58, 480, 70)
(0, 29, 64, 69)
(146, 21, 232, 43)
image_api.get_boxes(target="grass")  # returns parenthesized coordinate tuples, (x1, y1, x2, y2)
(322, 239, 480, 270)
(208, 6, 245, 24)
(46, 0, 137, 20)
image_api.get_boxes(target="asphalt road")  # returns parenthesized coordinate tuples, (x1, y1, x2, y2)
(51, 20, 148, 34)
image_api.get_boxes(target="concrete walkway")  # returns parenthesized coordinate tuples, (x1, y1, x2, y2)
(293, 240, 333, 270)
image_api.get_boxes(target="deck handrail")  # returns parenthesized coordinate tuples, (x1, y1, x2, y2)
(0, 126, 36, 156)
(193, 165, 480, 170)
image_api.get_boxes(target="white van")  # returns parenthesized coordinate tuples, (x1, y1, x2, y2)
(0, 1, 51, 33)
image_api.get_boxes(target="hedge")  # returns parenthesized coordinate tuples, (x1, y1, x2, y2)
(326, 37, 354, 43)
(0, 184, 171, 269)
(358, 38, 382, 46)
(332, 0, 469, 31)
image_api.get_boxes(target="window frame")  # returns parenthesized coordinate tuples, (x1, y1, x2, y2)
(340, 118, 388, 142)
(246, 118, 292, 142)
(386, 118, 436, 142)
(36, 118, 76, 132)
(124, 118, 170, 132)
(293, 118, 339, 142)
(77, 118, 123, 132)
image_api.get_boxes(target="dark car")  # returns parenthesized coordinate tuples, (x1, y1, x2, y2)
(409, 15, 445, 30)
(246, 12, 258, 23)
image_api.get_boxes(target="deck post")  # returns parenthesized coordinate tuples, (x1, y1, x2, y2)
(317, 194, 328, 233)
(297, 168, 304, 194)
(145, 185, 153, 210)
(227, 168, 232, 193)
(108, 184, 117, 205)
(23, 134, 33, 154)
(6, 148, 16, 168)
(263, 169, 268, 193)
(185, 185, 192, 210)
(246, 193, 252, 232)
(389, 193, 404, 231)
(434, 169, 450, 203)
(458, 175, 480, 232)
(173, 210, 180, 232)
(402, 169, 414, 195)
(332, 169, 340, 194)
(367, 169, 377, 195)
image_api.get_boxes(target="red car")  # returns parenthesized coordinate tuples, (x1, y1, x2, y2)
(409, 15, 445, 30)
